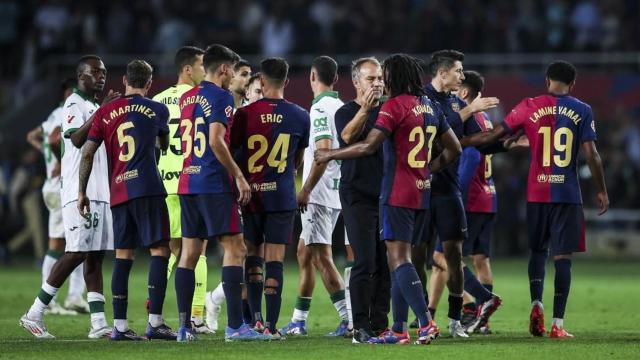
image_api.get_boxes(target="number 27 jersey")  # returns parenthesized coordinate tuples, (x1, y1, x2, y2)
(503, 94, 597, 204)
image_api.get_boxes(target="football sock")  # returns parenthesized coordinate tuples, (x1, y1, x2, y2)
(210, 282, 226, 305)
(242, 299, 253, 325)
(148, 256, 168, 317)
(292, 297, 311, 322)
(477, 283, 493, 307)
(166, 253, 177, 280)
(394, 263, 431, 328)
(552, 318, 564, 328)
(448, 293, 463, 321)
(41, 250, 61, 287)
(27, 282, 59, 320)
(245, 256, 264, 324)
(428, 307, 437, 319)
(344, 264, 353, 329)
(264, 261, 284, 332)
(222, 266, 244, 329)
(463, 265, 492, 303)
(68, 262, 85, 298)
(553, 259, 571, 319)
(112, 258, 133, 328)
(175, 267, 195, 328)
(528, 250, 547, 302)
(390, 270, 408, 333)
(330, 289, 349, 322)
(192, 255, 207, 319)
(87, 292, 108, 329)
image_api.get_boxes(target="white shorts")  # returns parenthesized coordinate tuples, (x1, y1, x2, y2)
(42, 178, 64, 238)
(300, 203, 341, 246)
(62, 200, 114, 252)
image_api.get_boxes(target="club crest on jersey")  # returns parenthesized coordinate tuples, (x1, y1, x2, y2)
(416, 178, 431, 190)
(451, 102, 460, 112)
(225, 105, 233, 118)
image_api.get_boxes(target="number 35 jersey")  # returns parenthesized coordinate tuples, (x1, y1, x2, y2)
(503, 94, 597, 204)
(152, 84, 193, 194)
(177, 81, 235, 195)
(88, 94, 170, 207)
(231, 98, 310, 213)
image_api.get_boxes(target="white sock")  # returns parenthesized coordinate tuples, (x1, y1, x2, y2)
(211, 283, 226, 305)
(343, 267, 353, 329)
(87, 292, 108, 329)
(532, 300, 544, 309)
(114, 319, 128, 332)
(332, 299, 349, 321)
(292, 308, 309, 322)
(191, 316, 204, 325)
(27, 282, 59, 320)
(149, 314, 164, 327)
(68, 262, 86, 298)
(41, 254, 57, 287)
(552, 318, 563, 328)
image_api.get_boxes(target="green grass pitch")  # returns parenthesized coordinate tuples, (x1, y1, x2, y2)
(1, 259, 638, 359)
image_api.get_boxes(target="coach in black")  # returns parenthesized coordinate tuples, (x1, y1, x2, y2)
(334, 57, 388, 343)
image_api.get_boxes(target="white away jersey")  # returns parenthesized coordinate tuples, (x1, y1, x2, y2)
(302, 91, 343, 209)
(60, 90, 110, 206)
(41, 106, 62, 180)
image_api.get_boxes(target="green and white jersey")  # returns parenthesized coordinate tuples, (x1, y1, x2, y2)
(302, 91, 343, 209)
(153, 84, 193, 195)
(41, 106, 62, 180)
(60, 89, 109, 206)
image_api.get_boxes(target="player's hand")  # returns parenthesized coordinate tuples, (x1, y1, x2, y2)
(469, 92, 499, 113)
(314, 149, 332, 165)
(77, 193, 91, 218)
(361, 87, 377, 111)
(596, 191, 609, 215)
(297, 188, 311, 213)
(101, 89, 121, 105)
(236, 175, 252, 206)
(504, 134, 529, 149)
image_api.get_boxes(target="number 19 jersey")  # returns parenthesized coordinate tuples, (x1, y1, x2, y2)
(152, 84, 193, 194)
(503, 94, 597, 204)
(230, 98, 310, 213)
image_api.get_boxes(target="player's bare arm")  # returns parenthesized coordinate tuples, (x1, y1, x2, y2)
(209, 122, 251, 206)
(341, 88, 377, 144)
(315, 127, 386, 165)
(70, 90, 120, 148)
(77, 140, 99, 218)
(49, 127, 62, 161)
(26, 126, 43, 151)
(430, 128, 463, 173)
(458, 92, 500, 122)
(460, 123, 508, 147)
(297, 138, 331, 212)
(582, 141, 609, 215)
(157, 131, 169, 152)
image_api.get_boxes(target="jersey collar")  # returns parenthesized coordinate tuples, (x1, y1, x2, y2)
(73, 88, 99, 104)
(312, 91, 339, 105)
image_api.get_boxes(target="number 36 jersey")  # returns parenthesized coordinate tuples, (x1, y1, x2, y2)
(87, 94, 170, 206)
(231, 98, 310, 213)
(503, 94, 597, 204)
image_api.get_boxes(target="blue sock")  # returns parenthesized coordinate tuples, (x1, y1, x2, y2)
(553, 259, 571, 319)
(390, 270, 408, 333)
(175, 267, 195, 327)
(463, 266, 492, 303)
(112, 258, 133, 321)
(448, 294, 463, 321)
(148, 256, 169, 316)
(264, 261, 284, 332)
(394, 263, 431, 328)
(528, 251, 547, 302)
(222, 266, 244, 329)
(245, 256, 264, 325)
(477, 283, 494, 307)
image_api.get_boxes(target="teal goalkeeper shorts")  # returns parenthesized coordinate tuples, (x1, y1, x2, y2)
(166, 194, 182, 239)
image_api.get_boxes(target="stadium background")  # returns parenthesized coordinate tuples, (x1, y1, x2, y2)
(0, 0, 638, 263)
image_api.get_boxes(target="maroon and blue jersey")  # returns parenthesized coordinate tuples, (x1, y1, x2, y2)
(230, 98, 310, 212)
(375, 94, 450, 210)
(177, 80, 235, 195)
(424, 84, 482, 196)
(87, 94, 169, 207)
(503, 94, 597, 204)
(458, 112, 497, 213)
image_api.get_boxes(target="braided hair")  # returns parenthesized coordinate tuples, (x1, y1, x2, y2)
(382, 54, 426, 98)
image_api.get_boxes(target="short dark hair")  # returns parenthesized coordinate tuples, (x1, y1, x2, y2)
(461, 70, 484, 99)
(175, 46, 204, 75)
(312, 55, 338, 86)
(126, 60, 153, 88)
(76, 54, 102, 75)
(203, 44, 240, 73)
(247, 72, 261, 88)
(546, 60, 577, 84)
(382, 54, 425, 98)
(260, 58, 289, 87)
(235, 59, 251, 71)
(428, 49, 465, 77)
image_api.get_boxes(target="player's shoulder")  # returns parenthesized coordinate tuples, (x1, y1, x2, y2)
(63, 92, 84, 110)
(284, 99, 309, 117)
(152, 86, 177, 102)
(562, 95, 592, 112)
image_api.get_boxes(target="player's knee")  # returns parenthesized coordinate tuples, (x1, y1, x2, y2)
(49, 238, 65, 252)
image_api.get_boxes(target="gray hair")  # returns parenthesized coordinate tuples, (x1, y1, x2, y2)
(351, 57, 380, 81)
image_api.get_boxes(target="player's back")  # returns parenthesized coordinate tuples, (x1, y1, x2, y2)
(177, 81, 235, 195)
(231, 98, 310, 212)
(460, 112, 497, 213)
(503, 94, 596, 204)
(88, 94, 169, 206)
(375, 94, 450, 209)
